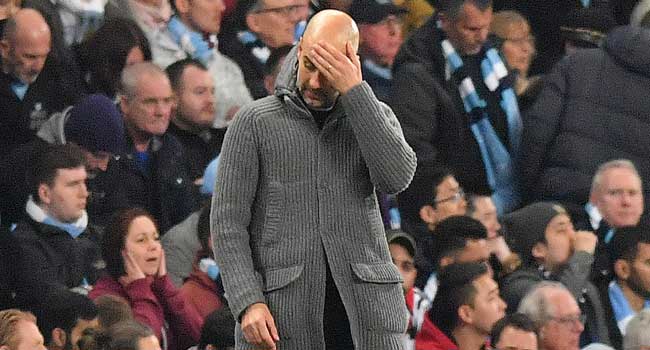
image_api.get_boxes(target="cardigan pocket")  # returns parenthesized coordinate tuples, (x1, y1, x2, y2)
(262, 264, 305, 340)
(350, 262, 408, 333)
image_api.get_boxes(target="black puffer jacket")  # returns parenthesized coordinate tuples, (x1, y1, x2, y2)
(519, 26, 650, 207)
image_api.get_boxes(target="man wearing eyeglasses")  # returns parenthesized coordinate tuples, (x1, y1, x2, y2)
(518, 282, 586, 350)
(219, 0, 309, 99)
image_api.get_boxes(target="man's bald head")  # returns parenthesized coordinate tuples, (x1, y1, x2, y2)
(1, 8, 51, 84)
(301, 9, 359, 53)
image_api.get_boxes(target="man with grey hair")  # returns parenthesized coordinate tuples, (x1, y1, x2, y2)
(576, 159, 644, 291)
(0, 8, 80, 158)
(101, 62, 199, 232)
(624, 309, 650, 350)
(518, 281, 586, 350)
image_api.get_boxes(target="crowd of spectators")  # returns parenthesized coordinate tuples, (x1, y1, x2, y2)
(1, 0, 650, 349)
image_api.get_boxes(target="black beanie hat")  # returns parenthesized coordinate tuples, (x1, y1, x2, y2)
(502, 202, 568, 265)
(64, 94, 127, 155)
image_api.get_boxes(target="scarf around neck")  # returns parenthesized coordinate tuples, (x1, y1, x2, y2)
(25, 196, 88, 238)
(438, 20, 522, 214)
(167, 15, 217, 66)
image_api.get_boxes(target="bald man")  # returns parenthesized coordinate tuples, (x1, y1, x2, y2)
(0, 9, 80, 157)
(212, 9, 416, 350)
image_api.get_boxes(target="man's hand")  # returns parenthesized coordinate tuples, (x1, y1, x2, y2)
(241, 303, 279, 350)
(308, 40, 362, 95)
(487, 235, 512, 262)
(573, 230, 598, 255)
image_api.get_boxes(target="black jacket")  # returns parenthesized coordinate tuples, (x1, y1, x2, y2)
(10, 218, 102, 307)
(519, 26, 650, 208)
(390, 17, 511, 224)
(102, 133, 200, 232)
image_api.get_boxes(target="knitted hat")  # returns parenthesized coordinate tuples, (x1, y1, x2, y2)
(386, 229, 417, 257)
(502, 202, 567, 264)
(64, 94, 127, 155)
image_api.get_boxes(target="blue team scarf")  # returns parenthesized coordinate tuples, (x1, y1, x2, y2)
(25, 196, 88, 238)
(167, 16, 215, 66)
(238, 30, 271, 65)
(439, 22, 522, 214)
(608, 280, 650, 334)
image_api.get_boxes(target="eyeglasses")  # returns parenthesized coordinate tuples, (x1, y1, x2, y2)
(548, 314, 586, 327)
(434, 188, 465, 205)
(254, 4, 307, 17)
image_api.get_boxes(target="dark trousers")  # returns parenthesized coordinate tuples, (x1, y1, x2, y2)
(324, 262, 354, 350)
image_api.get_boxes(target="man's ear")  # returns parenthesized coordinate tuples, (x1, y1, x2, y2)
(458, 304, 473, 324)
(438, 12, 450, 32)
(246, 13, 260, 33)
(0, 40, 9, 60)
(531, 241, 547, 261)
(614, 259, 630, 281)
(51, 327, 67, 348)
(439, 255, 455, 269)
(419, 205, 437, 226)
(38, 183, 52, 205)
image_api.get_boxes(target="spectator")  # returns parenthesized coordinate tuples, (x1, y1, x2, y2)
(386, 229, 422, 350)
(165, 59, 224, 184)
(490, 313, 539, 350)
(0, 94, 127, 228)
(104, 62, 198, 232)
(150, 0, 252, 131)
(93, 321, 161, 350)
(263, 45, 292, 95)
(392, 0, 433, 35)
(422, 262, 506, 350)
(0, 9, 80, 157)
(602, 224, 650, 349)
(489, 10, 540, 113)
(180, 204, 226, 320)
(94, 295, 134, 331)
(346, 0, 406, 102)
(0, 0, 19, 36)
(502, 202, 610, 346)
(219, 0, 309, 99)
(391, 0, 523, 216)
(623, 309, 650, 350)
(518, 281, 586, 350)
(405, 169, 466, 287)
(575, 160, 644, 291)
(0, 226, 14, 309)
(0, 309, 45, 350)
(33, 290, 98, 350)
(11, 143, 103, 308)
(89, 207, 202, 350)
(196, 307, 236, 350)
(559, 7, 616, 57)
(77, 18, 151, 99)
(466, 193, 520, 277)
(518, 24, 650, 211)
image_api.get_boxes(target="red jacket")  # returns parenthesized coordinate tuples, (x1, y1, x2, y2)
(180, 265, 224, 320)
(89, 275, 202, 350)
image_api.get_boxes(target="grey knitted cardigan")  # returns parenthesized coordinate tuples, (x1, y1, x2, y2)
(211, 47, 417, 350)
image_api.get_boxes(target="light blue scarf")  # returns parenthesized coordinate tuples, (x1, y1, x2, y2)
(440, 23, 522, 214)
(25, 196, 88, 238)
(608, 280, 650, 334)
(167, 16, 215, 66)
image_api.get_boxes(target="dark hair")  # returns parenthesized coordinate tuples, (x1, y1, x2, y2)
(198, 306, 236, 350)
(78, 18, 152, 98)
(102, 208, 159, 279)
(429, 262, 489, 338)
(265, 45, 293, 76)
(94, 295, 133, 331)
(433, 215, 487, 268)
(34, 290, 98, 344)
(490, 313, 538, 346)
(465, 192, 493, 217)
(94, 320, 155, 350)
(28, 143, 87, 203)
(610, 221, 650, 263)
(197, 203, 213, 259)
(165, 58, 208, 92)
(438, 0, 493, 19)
